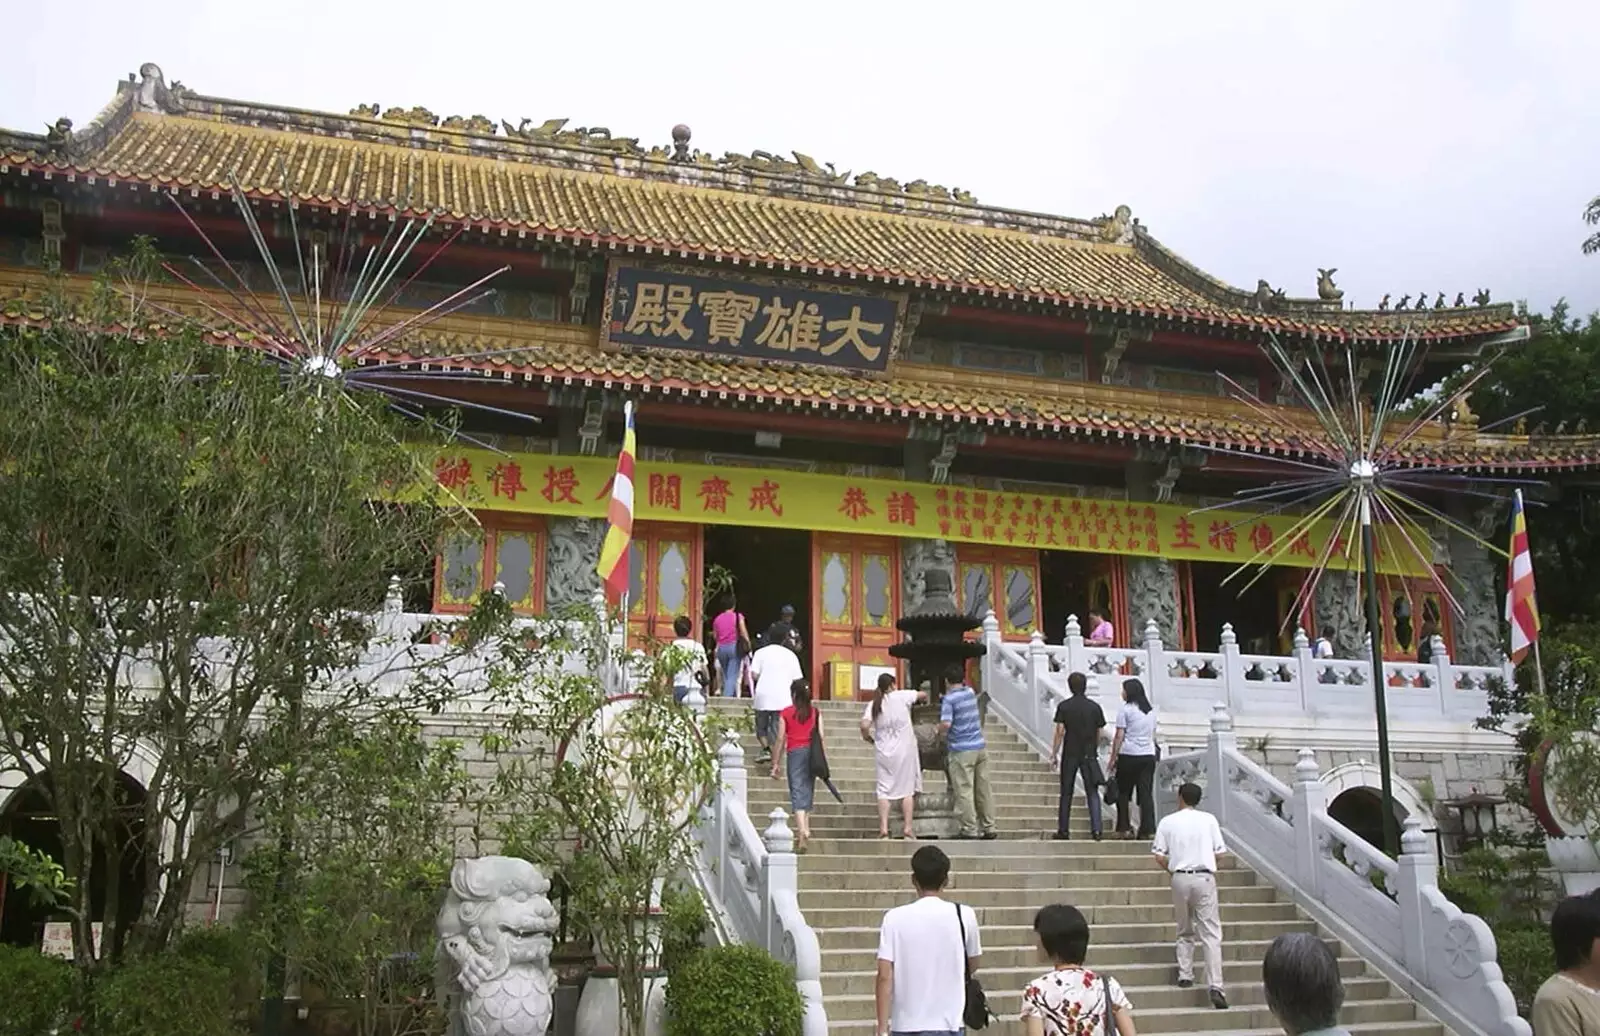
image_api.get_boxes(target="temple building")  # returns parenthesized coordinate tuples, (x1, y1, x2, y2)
(4, 63, 1598, 699)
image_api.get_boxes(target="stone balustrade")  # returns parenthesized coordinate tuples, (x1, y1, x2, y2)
(1139, 705, 1528, 1036)
(980, 610, 1512, 759)
(688, 707, 828, 1036)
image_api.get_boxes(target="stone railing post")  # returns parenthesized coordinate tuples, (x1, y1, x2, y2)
(1142, 618, 1165, 706)
(1064, 613, 1084, 676)
(1293, 626, 1315, 711)
(981, 610, 1001, 691)
(1394, 815, 1436, 976)
(1205, 703, 1236, 827)
(1429, 636, 1453, 717)
(716, 730, 747, 909)
(1027, 631, 1050, 735)
(1218, 623, 1242, 716)
(684, 684, 707, 717)
(762, 809, 797, 955)
(1290, 748, 1326, 898)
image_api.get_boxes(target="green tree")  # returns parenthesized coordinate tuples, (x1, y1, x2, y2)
(1473, 303, 1600, 621)
(1584, 195, 1600, 256)
(0, 252, 465, 965)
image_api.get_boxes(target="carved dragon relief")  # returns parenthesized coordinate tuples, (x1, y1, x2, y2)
(1124, 556, 1179, 647)
(545, 517, 603, 611)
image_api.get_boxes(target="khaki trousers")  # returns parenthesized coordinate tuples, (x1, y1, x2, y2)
(947, 747, 995, 836)
(1172, 871, 1224, 991)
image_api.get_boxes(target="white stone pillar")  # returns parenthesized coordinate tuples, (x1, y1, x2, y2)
(1028, 630, 1050, 738)
(1143, 618, 1165, 707)
(716, 731, 747, 909)
(1290, 748, 1326, 898)
(762, 809, 797, 955)
(1293, 626, 1315, 712)
(1429, 636, 1454, 718)
(1205, 703, 1236, 827)
(1064, 613, 1084, 677)
(1219, 623, 1242, 716)
(1394, 815, 1436, 977)
(981, 609, 1001, 693)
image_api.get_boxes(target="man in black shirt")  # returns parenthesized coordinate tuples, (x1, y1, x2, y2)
(1050, 671, 1106, 840)
(762, 604, 799, 650)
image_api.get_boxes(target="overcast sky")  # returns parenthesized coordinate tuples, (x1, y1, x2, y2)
(5, 1, 1597, 317)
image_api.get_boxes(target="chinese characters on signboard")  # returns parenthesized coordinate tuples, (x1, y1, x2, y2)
(420, 448, 1429, 577)
(602, 263, 902, 373)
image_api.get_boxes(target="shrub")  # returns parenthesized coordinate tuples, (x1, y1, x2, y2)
(1493, 922, 1555, 1017)
(664, 943, 803, 1036)
(92, 952, 244, 1036)
(659, 884, 709, 977)
(0, 944, 76, 1036)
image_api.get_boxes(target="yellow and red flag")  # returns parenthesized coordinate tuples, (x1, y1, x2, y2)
(596, 401, 637, 605)
(1505, 489, 1540, 664)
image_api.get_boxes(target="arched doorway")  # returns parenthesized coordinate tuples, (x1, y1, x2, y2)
(1327, 787, 1407, 854)
(1, 771, 150, 953)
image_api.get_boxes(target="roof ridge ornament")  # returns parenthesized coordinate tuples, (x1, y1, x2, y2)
(1095, 205, 1137, 245)
(132, 63, 189, 115)
(1316, 268, 1343, 302)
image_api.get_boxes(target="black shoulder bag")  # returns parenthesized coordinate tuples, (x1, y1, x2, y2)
(955, 902, 991, 1029)
(1103, 973, 1115, 1035)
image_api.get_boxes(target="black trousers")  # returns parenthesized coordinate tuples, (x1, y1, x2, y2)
(1057, 756, 1103, 835)
(1115, 754, 1157, 838)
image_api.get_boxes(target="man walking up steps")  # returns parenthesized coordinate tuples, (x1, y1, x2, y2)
(1151, 781, 1229, 1010)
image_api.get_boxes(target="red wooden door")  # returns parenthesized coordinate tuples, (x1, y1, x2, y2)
(810, 534, 900, 700)
(955, 545, 1042, 641)
(626, 521, 703, 647)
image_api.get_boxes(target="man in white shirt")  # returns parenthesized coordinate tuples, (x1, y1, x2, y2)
(1151, 782, 1229, 1010)
(1314, 625, 1336, 660)
(749, 630, 803, 776)
(875, 845, 980, 1036)
(668, 615, 708, 705)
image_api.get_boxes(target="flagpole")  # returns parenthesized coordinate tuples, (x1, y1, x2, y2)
(1531, 638, 1548, 698)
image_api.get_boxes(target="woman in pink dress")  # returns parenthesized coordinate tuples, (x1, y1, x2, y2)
(859, 673, 925, 839)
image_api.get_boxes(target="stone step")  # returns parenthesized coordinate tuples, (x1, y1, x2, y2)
(793, 867, 1260, 892)
(810, 905, 1303, 951)
(744, 779, 1070, 802)
(821, 990, 1424, 1029)
(798, 884, 1278, 912)
(825, 965, 1393, 1004)
(826, 1016, 1441, 1036)
(797, 837, 1155, 857)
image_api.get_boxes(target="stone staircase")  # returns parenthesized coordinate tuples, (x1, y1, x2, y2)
(713, 697, 1446, 1035)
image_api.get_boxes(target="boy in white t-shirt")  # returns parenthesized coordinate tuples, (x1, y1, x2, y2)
(875, 845, 981, 1036)
(668, 615, 708, 705)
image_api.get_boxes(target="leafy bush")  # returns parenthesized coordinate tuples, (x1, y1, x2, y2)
(664, 943, 803, 1036)
(92, 952, 244, 1036)
(659, 884, 709, 977)
(0, 944, 76, 1036)
(1493, 923, 1555, 1017)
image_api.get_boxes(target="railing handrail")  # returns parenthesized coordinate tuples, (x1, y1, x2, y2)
(689, 701, 827, 1036)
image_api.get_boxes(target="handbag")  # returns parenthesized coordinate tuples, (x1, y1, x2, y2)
(955, 902, 992, 1029)
(1102, 776, 1120, 807)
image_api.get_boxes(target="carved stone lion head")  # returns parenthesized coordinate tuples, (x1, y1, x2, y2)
(438, 857, 559, 966)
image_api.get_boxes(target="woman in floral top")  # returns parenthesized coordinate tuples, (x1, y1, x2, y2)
(1020, 904, 1137, 1036)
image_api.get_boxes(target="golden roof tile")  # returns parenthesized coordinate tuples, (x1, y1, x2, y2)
(0, 72, 1525, 345)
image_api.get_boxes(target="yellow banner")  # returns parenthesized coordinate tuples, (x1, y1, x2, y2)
(425, 448, 1427, 576)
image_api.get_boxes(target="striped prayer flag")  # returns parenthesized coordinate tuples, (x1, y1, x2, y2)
(1505, 489, 1540, 664)
(596, 401, 637, 605)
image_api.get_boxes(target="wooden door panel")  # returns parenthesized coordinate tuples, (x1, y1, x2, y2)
(626, 522, 703, 648)
(810, 534, 900, 698)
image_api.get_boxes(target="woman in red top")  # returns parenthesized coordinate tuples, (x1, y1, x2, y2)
(780, 678, 821, 853)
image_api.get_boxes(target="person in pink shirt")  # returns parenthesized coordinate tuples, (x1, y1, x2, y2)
(1085, 609, 1114, 647)
(711, 595, 751, 699)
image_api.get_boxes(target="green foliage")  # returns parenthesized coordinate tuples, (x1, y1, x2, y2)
(91, 951, 244, 1036)
(241, 712, 465, 1035)
(663, 943, 804, 1036)
(659, 883, 709, 977)
(0, 944, 76, 1036)
(1490, 924, 1556, 1018)
(0, 835, 73, 910)
(0, 251, 478, 963)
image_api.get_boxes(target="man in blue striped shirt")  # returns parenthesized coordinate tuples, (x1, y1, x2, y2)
(940, 665, 997, 840)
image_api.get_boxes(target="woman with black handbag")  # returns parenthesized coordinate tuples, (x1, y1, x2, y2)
(780, 678, 821, 853)
(1107, 678, 1159, 840)
(1020, 904, 1137, 1035)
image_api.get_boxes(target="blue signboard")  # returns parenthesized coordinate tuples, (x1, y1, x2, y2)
(602, 262, 903, 373)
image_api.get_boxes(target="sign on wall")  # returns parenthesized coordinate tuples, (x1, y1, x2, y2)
(422, 447, 1429, 576)
(601, 262, 903, 373)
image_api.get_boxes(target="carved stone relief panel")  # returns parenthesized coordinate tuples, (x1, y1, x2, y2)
(1449, 520, 1501, 666)
(1314, 569, 1365, 658)
(545, 516, 603, 612)
(1125, 556, 1179, 646)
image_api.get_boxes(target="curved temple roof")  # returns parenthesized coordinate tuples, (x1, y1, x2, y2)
(1, 65, 1522, 345)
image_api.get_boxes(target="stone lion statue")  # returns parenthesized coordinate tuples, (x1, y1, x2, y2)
(436, 856, 560, 1036)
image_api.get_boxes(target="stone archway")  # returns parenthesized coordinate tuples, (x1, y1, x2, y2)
(1320, 761, 1430, 851)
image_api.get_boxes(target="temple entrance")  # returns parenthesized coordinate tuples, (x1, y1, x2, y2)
(702, 525, 812, 655)
(626, 521, 703, 646)
(1, 771, 150, 953)
(810, 534, 899, 699)
(1327, 787, 1407, 858)
(1181, 560, 1281, 653)
(1040, 552, 1124, 646)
